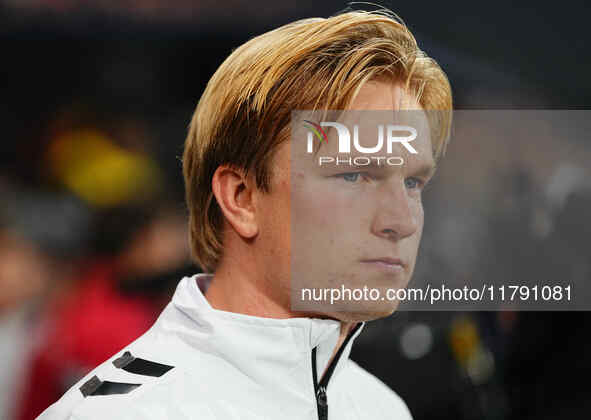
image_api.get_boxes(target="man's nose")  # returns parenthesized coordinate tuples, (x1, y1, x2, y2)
(371, 183, 419, 241)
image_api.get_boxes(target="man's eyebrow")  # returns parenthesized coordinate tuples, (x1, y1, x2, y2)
(411, 161, 437, 178)
(319, 156, 438, 178)
(348, 158, 437, 177)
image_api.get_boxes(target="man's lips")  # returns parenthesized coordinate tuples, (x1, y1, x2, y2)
(360, 258, 405, 273)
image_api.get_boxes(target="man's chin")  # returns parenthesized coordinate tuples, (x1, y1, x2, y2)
(323, 301, 401, 323)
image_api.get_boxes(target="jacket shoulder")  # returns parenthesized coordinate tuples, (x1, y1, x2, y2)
(36, 345, 188, 420)
(339, 359, 413, 419)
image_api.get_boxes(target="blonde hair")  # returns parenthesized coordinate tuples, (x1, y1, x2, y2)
(183, 10, 453, 272)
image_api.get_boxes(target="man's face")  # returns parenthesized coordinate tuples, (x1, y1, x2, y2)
(260, 80, 435, 321)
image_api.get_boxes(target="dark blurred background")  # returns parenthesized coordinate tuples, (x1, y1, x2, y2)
(1, 1, 590, 419)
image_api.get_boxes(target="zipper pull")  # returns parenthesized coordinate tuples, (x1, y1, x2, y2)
(311, 323, 363, 420)
(316, 386, 328, 420)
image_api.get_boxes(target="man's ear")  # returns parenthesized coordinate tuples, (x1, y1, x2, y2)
(211, 165, 259, 239)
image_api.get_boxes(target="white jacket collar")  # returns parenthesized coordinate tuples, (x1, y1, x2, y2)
(170, 273, 365, 398)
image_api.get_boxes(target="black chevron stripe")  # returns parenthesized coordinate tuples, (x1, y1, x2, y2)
(79, 375, 140, 397)
(112, 351, 174, 377)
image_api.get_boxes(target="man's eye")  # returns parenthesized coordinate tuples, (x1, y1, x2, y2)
(404, 177, 422, 189)
(338, 172, 365, 183)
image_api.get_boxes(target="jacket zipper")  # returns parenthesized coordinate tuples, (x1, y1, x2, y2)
(311, 323, 362, 420)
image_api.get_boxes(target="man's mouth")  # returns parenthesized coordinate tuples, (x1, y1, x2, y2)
(360, 258, 405, 273)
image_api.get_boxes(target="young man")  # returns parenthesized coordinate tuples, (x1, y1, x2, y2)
(39, 9, 452, 420)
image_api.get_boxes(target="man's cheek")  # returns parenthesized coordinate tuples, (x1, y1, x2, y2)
(293, 194, 337, 228)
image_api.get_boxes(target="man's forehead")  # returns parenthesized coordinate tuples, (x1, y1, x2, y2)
(287, 79, 433, 174)
(288, 135, 435, 179)
(349, 80, 422, 111)
(313, 144, 435, 174)
(294, 112, 433, 158)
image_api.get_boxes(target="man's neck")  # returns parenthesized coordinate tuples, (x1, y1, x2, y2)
(323, 320, 357, 377)
(204, 262, 293, 318)
(203, 263, 358, 373)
